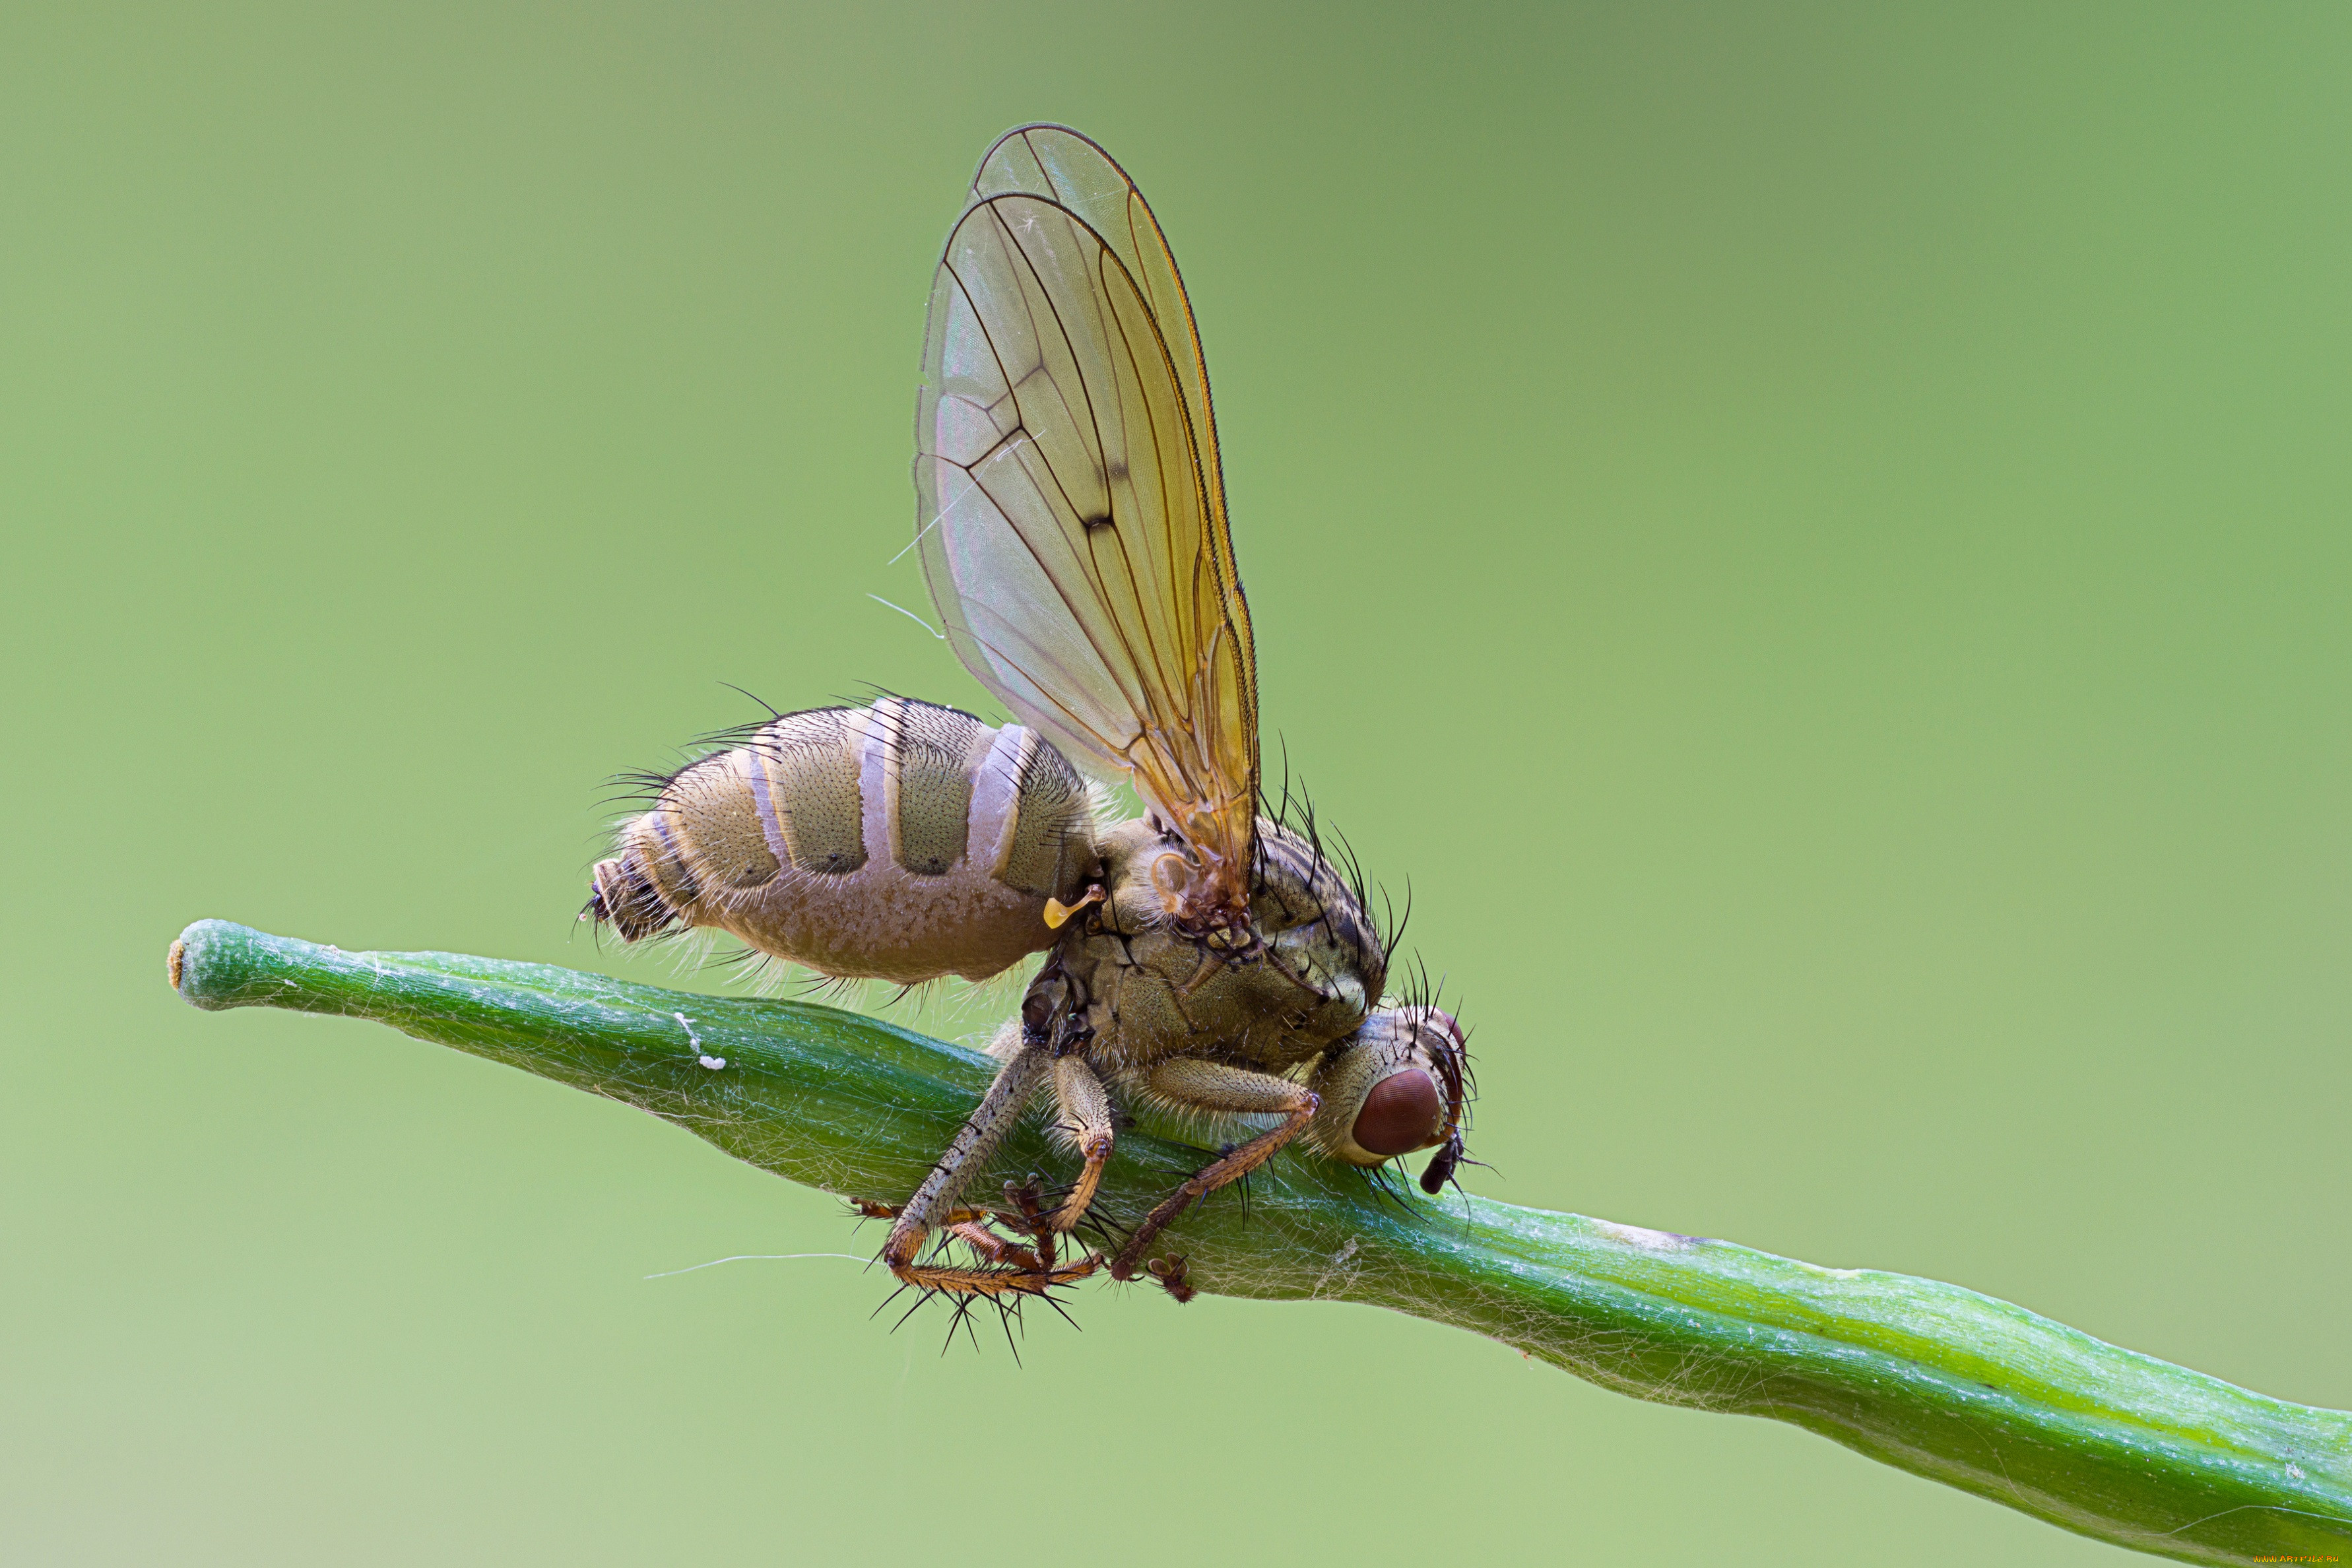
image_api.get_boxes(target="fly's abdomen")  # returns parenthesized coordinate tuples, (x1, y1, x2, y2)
(591, 698, 1097, 983)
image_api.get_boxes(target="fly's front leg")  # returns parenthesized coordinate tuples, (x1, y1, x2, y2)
(1109, 1060, 1319, 1284)
(1049, 1054, 1115, 1233)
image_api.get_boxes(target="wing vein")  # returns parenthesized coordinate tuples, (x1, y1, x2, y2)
(913, 126, 1260, 929)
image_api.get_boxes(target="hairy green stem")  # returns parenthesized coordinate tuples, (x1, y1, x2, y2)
(168, 919, 2349, 1563)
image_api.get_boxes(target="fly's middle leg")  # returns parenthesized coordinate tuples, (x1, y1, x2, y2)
(1049, 1053, 1115, 1233)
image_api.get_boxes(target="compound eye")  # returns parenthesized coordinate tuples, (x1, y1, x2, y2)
(1352, 1068, 1443, 1157)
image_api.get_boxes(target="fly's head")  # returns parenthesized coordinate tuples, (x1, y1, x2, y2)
(1309, 1004, 1470, 1192)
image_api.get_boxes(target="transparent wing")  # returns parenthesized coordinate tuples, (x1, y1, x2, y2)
(913, 125, 1258, 927)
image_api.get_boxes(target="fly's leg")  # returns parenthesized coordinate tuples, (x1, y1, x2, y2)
(851, 1199, 988, 1225)
(1146, 1254, 1197, 1303)
(865, 1045, 1097, 1297)
(1109, 1060, 1319, 1284)
(853, 1197, 1051, 1274)
(1048, 1054, 1115, 1233)
(946, 1212, 1046, 1272)
(855, 964, 1118, 1300)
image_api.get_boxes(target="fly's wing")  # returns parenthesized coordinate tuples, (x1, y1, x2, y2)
(914, 125, 1258, 927)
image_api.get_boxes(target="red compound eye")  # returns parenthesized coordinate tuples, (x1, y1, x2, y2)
(1353, 1069, 1442, 1156)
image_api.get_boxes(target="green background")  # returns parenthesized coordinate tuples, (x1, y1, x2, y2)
(7, 4, 2347, 1563)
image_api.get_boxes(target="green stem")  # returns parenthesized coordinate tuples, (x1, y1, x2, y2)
(168, 919, 2349, 1564)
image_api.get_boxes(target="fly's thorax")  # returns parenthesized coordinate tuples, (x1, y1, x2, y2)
(1065, 816, 1381, 1072)
(1253, 820, 1383, 1032)
(589, 698, 1099, 983)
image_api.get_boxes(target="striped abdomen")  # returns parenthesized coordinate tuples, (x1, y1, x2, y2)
(592, 698, 1097, 983)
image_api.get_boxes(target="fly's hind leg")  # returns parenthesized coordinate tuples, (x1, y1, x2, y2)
(859, 1045, 1099, 1298)
(853, 1196, 1062, 1278)
(1109, 1060, 1319, 1285)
